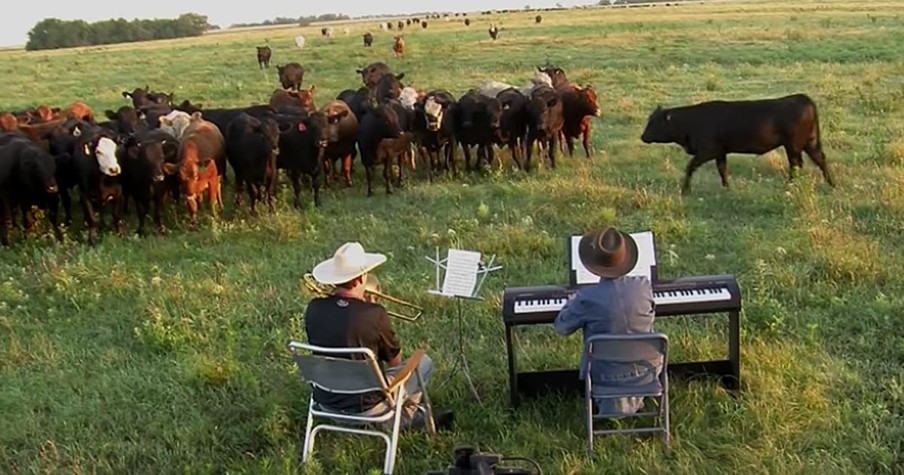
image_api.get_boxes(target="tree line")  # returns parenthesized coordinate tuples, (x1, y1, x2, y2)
(25, 13, 214, 51)
(229, 13, 350, 29)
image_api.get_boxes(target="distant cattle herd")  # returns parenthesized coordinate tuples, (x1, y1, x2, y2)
(0, 12, 835, 248)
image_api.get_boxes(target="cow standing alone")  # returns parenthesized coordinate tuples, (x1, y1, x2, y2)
(257, 46, 272, 69)
(640, 93, 835, 194)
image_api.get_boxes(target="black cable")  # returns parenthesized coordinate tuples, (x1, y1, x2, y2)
(499, 456, 543, 475)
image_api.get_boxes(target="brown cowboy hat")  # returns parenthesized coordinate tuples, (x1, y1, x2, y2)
(578, 227, 639, 279)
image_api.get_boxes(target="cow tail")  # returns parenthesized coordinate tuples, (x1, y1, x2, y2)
(808, 96, 822, 152)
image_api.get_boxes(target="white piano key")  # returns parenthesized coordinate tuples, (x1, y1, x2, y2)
(512, 287, 732, 314)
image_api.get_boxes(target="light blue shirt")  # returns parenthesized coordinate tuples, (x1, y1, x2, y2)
(554, 275, 658, 380)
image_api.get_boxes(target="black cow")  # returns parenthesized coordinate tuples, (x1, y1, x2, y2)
(337, 88, 370, 123)
(122, 86, 173, 109)
(525, 85, 564, 171)
(413, 90, 457, 178)
(101, 106, 146, 135)
(357, 102, 405, 196)
(363, 33, 374, 47)
(371, 73, 404, 104)
(121, 129, 177, 235)
(225, 113, 281, 215)
(50, 123, 124, 246)
(277, 63, 305, 91)
(488, 24, 499, 40)
(0, 133, 61, 246)
(274, 112, 327, 208)
(356, 62, 403, 88)
(495, 87, 531, 168)
(640, 93, 835, 194)
(257, 46, 272, 69)
(454, 90, 503, 172)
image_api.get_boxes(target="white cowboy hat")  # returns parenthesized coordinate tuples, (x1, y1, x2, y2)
(312, 242, 387, 285)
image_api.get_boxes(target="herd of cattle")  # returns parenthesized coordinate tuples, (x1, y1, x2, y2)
(0, 51, 836, 249)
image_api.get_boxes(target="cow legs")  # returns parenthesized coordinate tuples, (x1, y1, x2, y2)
(803, 144, 835, 187)
(60, 190, 73, 227)
(310, 171, 322, 207)
(135, 198, 149, 236)
(384, 160, 394, 195)
(288, 170, 303, 207)
(682, 154, 715, 195)
(153, 189, 167, 235)
(81, 196, 99, 246)
(548, 135, 559, 169)
(365, 166, 376, 197)
(45, 195, 62, 243)
(1, 199, 11, 247)
(582, 124, 592, 158)
(186, 194, 199, 227)
(234, 174, 245, 209)
(715, 155, 730, 188)
(462, 145, 473, 173)
(565, 134, 575, 158)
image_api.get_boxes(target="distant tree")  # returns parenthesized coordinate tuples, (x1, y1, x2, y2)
(25, 13, 212, 51)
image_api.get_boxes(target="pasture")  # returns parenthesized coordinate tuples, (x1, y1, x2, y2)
(2, 0, 904, 473)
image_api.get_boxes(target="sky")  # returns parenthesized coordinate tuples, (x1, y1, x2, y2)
(0, 0, 577, 47)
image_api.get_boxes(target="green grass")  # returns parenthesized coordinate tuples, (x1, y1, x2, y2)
(2, 0, 904, 473)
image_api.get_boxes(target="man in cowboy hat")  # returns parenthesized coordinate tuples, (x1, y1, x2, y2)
(554, 227, 662, 416)
(304, 242, 452, 429)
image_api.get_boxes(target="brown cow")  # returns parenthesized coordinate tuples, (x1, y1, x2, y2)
(164, 113, 225, 226)
(319, 100, 359, 187)
(269, 86, 316, 113)
(64, 101, 95, 123)
(277, 63, 304, 91)
(557, 85, 601, 158)
(0, 113, 18, 131)
(257, 46, 272, 69)
(393, 35, 405, 57)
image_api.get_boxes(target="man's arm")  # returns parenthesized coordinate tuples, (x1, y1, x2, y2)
(375, 307, 403, 367)
(553, 293, 585, 336)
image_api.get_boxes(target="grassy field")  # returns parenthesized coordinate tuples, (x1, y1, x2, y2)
(2, 0, 904, 473)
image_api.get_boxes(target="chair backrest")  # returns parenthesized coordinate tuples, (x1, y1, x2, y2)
(585, 333, 668, 371)
(288, 341, 389, 395)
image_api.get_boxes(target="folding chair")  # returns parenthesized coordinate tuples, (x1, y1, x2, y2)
(584, 333, 670, 456)
(287, 341, 435, 475)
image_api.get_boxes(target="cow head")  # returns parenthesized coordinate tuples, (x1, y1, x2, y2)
(423, 97, 445, 131)
(18, 142, 60, 197)
(527, 91, 561, 134)
(158, 110, 192, 140)
(83, 133, 122, 176)
(299, 85, 316, 110)
(640, 106, 678, 144)
(323, 106, 350, 143)
(538, 66, 568, 88)
(485, 97, 503, 130)
(257, 116, 282, 161)
(175, 100, 203, 114)
(0, 113, 17, 131)
(104, 106, 143, 135)
(122, 87, 149, 108)
(125, 136, 168, 183)
(372, 103, 403, 140)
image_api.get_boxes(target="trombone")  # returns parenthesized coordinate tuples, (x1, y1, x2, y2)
(302, 273, 424, 322)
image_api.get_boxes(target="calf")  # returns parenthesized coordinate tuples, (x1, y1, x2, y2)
(270, 87, 316, 113)
(393, 35, 405, 56)
(274, 112, 327, 208)
(557, 85, 601, 158)
(357, 102, 405, 196)
(121, 129, 177, 235)
(413, 90, 457, 178)
(166, 114, 225, 226)
(294, 35, 306, 48)
(319, 100, 359, 188)
(495, 87, 531, 168)
(454, 90, 503, 172)
(363, 33, 374, 47)
(640, 93, 835, 194)
(277, 63, 304, 91)
(0, 133, 61, 246)
(488, 23, 499, 40)
(225, 113, 280, 215)
(158, 110, 193, 140)
(525, 85, 564, 171)
(257, 46, 272, 69)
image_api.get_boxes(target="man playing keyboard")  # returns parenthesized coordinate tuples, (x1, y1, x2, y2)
(553, 227, 664, 416)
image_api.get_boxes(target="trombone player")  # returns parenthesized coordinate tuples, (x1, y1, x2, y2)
(303, 241, 453, 429)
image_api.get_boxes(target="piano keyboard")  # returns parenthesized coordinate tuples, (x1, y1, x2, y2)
(512, 286, 732, 314)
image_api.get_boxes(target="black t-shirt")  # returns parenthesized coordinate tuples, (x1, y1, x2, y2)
(303, 295, 402, 412)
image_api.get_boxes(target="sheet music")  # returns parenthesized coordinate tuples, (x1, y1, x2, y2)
(570, 231, 656, 284)
(441, 249, 481, 297)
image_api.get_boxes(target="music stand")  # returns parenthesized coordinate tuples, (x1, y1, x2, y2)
(426, 247, 502, 404)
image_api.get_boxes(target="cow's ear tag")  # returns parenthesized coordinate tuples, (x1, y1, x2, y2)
(83, 143, 90, 155)
(297, 122, 306, 132)
(665, 113, 672, 122)
(73, 126, 81, 137)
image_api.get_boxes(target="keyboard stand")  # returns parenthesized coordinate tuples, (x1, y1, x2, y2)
(505, 308, 740, 408)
